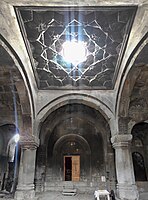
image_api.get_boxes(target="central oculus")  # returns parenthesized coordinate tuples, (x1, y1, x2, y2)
(61, 40, 87, 66)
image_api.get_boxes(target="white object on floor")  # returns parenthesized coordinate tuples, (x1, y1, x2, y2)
(94, 189, 110, 200)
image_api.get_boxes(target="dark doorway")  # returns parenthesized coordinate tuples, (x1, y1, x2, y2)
(64, 156, 72, 181)
(132, 152, 147, 181)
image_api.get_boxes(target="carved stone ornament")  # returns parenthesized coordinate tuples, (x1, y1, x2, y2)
(19, 135, 39, 149)
(111, 134, 132, 148)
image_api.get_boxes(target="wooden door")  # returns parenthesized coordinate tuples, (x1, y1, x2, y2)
(72, 156, 80, 181)
(64, 155, 80, 181)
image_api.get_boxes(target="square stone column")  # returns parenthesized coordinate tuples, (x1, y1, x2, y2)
(15, 135, 39, 200)
(111, 135, 139, 200)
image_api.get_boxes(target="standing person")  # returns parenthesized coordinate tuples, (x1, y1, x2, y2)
(110, 190, 116, 200)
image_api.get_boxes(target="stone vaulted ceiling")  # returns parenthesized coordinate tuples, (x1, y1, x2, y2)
(0, 0, 147, 123)
(15, 6, 137, 90)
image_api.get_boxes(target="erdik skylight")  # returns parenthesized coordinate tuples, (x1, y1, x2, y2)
(18, 7, 136, 88)
(61, 40, 87, 66)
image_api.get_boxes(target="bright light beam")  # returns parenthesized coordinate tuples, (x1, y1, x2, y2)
(13, 134, 20, 143)
(61, 40, 87, 66)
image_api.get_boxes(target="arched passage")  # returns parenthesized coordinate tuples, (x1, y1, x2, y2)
(35, 103, 115, 193)
(132, 152, 147, 181)
(114, 34, 148, 199)
(131, 123, 148, 182)
(52, 134, 91, 182)
(0, 37, 35, 197)
(0, 36, 34, 135)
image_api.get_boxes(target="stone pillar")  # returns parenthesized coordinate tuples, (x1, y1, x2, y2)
(15, 135, 39, 200)
(34, 145, 46, 192)
(111, 135, 139, 200)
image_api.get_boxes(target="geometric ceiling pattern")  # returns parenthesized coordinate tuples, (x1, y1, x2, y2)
(16, 7, 136, 89)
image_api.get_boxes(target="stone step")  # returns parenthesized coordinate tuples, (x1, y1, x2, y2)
(139, 192, 148, 200)
(62, 188, 77, 196)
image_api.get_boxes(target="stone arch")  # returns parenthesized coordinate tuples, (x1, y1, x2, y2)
(51, 134, 91, 180)
(35, 102, 114, 192)
(115, 33, 148, 133)
(36, 93, 115, 139)
(0, 35, 33, 136)
(111, 35, 148, 199)
(0, 36, 36, 195)
(53, 134, 91, 155)
(40, 105, 110, 148)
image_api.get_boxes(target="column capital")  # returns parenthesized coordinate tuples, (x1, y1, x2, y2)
(19, 135, 40, 149)
(111, 134, 132, 148)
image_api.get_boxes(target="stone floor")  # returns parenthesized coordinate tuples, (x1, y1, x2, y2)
(139, 192, 148, 200)
(36, 191, 148, 200)
(37, 191, 95, 200)
(0, 190, 147, 200)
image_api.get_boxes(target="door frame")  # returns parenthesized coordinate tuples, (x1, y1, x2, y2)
(64, 155, 80, 181)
